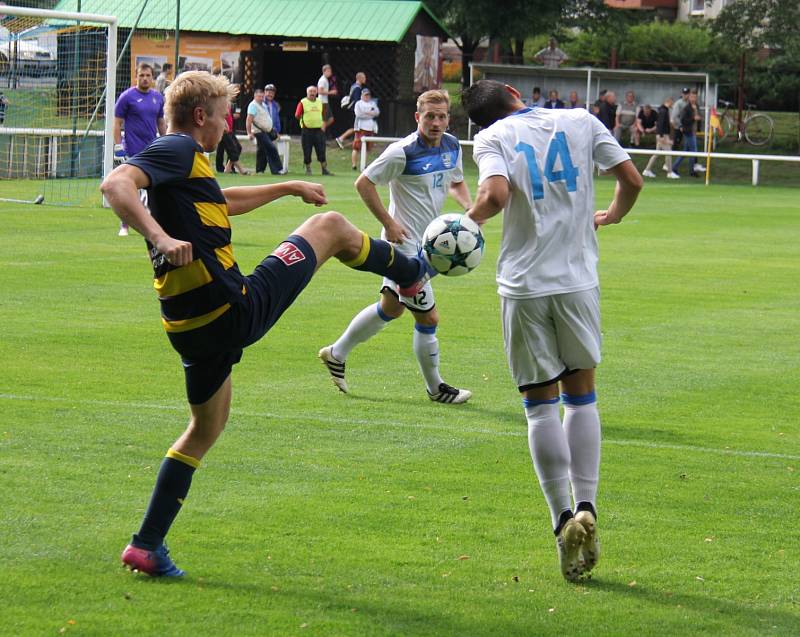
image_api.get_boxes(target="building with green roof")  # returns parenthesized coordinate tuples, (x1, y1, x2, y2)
(53, 0, 449, 136)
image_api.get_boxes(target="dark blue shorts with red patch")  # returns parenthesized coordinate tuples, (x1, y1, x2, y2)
(167, 234, 317, 405)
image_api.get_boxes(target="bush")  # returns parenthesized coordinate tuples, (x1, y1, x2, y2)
(565, 21, 718, 70)
(442, 60, 462, 83)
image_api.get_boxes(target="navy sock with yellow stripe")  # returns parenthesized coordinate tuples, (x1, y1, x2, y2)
(132, 448, 199, 550)
(343, 231, 421, 287)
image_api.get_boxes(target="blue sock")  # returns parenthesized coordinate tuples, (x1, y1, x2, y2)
(343, 231, 420, 287)
(132, 449, 198, 550)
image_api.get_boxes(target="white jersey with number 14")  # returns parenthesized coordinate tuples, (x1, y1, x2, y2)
(473, 107, 629, 299)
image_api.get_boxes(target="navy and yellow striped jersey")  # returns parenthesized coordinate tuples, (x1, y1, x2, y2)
(127, 133, 245, 334)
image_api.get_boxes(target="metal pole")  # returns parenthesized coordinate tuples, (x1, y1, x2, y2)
(102, 20, 118, 185)
(586, 68, 592, 109)
(69, 0, 82, 178)
(174, 0, 181, 75)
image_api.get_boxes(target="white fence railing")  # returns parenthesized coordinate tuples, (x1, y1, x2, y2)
(358, 136, 799, 187)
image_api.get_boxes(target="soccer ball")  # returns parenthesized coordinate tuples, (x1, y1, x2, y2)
(421, 213, 485, 276)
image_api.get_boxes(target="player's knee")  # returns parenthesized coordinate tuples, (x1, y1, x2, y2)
(413, 310, 438, 327)
(380, 293, 405, 319)
(312, 210, 347, 233)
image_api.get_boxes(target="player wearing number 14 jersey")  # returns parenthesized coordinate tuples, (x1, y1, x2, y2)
(320, 90, 474, 404)
(463, 80, 642, 581)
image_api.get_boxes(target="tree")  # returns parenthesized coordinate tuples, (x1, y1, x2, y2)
(426, 0, 563, 87)
(711, 0, 800, 124)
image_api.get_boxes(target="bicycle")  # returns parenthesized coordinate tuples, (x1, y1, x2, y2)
(716, 99, 774, 146)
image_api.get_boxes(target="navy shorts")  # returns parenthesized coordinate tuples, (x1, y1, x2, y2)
(167, 235, 317, 405)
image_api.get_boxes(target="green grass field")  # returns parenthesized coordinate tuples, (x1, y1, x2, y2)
(1, 150, 798, 636)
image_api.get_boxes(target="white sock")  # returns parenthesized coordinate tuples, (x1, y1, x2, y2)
(413, 324, 443, 393)
(332, 303, 393, 361)
(562, 392, 601, 509)
(524, 399, 572, 529)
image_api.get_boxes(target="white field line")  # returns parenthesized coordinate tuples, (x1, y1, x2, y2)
(2, 393, 798, 462)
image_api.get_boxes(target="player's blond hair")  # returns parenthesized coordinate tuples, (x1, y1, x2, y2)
(417, 89, 450, 113)
(164, 71, 239, 128)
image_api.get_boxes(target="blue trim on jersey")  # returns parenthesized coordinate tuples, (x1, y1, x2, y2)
(561, 391, 597, 406)
(414, 323, 437, 335)
(523, 397, 559, 408)
(510, 107, 533, 117)
(375, 303, 395, 322)
(402, 133, 460, 176)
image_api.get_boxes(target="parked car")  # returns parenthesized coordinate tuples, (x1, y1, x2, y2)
(0, 38, 57, 76)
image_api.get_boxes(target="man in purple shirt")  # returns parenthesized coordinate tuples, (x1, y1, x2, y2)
(113, 62, 166, 236)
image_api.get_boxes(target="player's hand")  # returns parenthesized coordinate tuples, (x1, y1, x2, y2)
(156, 236, 193, 266)
(297, 181, 327, 206)
(594, 209, 621, 229)
(384, 219, 410, 244)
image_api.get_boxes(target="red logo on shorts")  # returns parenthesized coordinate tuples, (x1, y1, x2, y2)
(273, 242, 306, 266)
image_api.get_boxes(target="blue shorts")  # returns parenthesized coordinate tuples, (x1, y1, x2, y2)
(167, 234, 317, 404)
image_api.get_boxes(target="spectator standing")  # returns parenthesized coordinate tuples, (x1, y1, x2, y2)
(545, 90, 565, 109)
(263, 83, 282, 138)
(635, 104, 657, 145)
(336, 71, 367, 149)
(351, 87, 380, 170)
(671, 90, 704, 178)
(220, 101, 248, 175)
(155, 63, 172, 95)
(643, 97, 678, 179)
(296, 85, 332, 176)
(113, 62, 166, 236)
(246, 87, 284, 175)
(615, 91, 640, 146)
(671, 87, 690, 148)
(317, 64, 339, 135)
(526, 87, 545, 108)
(212, 67, 236, 173)
(535, 37, 568, 69)
(598, 90, 617, 133)
(0, 91, 8, 124)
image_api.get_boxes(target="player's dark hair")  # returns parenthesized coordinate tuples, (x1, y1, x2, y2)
(461, 80, 518, 128)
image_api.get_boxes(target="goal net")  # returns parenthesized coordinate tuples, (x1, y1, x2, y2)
(0, 4, 116, 206)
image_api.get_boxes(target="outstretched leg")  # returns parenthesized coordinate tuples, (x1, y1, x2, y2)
(290, 211, 431, 294)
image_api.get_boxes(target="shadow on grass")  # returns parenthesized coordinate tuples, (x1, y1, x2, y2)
(584, 577, 798, 632)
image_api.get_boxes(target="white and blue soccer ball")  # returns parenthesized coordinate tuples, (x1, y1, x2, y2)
(421, 213, 485, 277)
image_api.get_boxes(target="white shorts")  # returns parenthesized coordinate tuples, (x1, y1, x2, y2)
(501, 287, 601, 391)
(382, 277, 436, 312)
(380, 240, 436, 313)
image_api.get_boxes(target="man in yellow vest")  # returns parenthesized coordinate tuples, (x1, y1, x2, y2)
(295, 85, 332, 176)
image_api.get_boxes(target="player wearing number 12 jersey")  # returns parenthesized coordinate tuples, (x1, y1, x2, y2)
(462, 80, 642, 581)
(319, 90, 474, 404)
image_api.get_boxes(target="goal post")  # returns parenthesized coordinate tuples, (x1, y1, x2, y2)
(0, 5, 117, 206)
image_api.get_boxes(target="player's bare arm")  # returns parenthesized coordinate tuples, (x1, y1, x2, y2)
(594, 160, 643, 227)
(467, 175, 509, 226)
(449, 180, 472, 211)
(157, 117, 166, 137)
(112, 117, 123, 145)
(223, 181, 327, 216)
(355, 173, 409, 243)
(100, 164, 193, 265)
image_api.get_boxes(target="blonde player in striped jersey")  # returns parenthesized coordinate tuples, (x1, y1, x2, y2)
(462, 80, 643, 581)
(319, 90, 474, 404)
